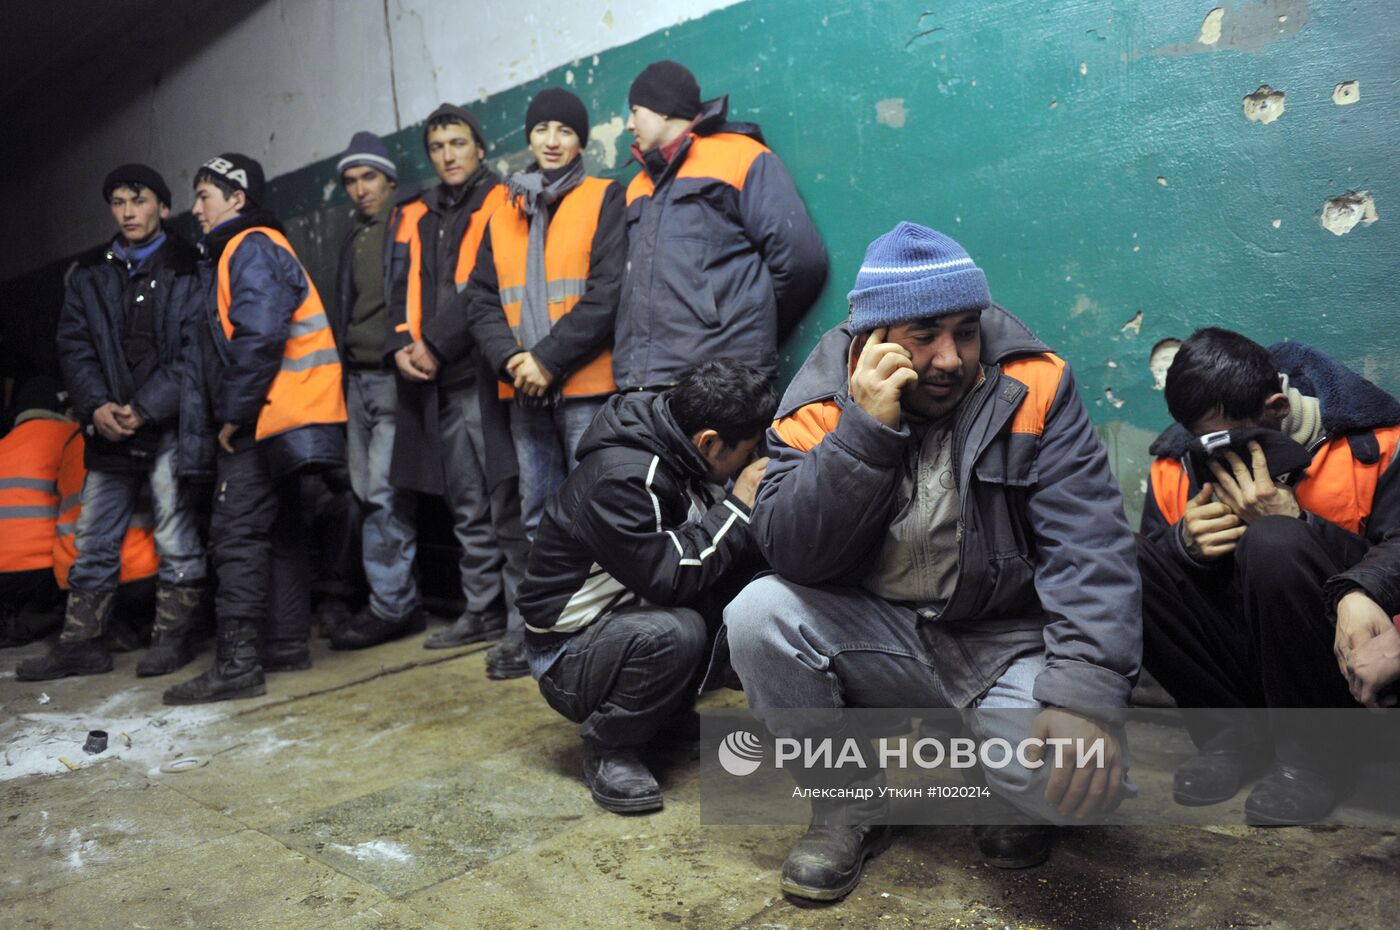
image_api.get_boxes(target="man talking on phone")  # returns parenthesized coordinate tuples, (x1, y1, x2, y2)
(1140, 327, 1400, 824)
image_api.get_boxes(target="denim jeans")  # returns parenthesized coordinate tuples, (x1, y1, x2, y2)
(509, 395, 608, 535)
(347, 371, 418, 620)
(724, 575, 1129, 825)
(535, 606, 708, 750)
(67, 430, 205, 593)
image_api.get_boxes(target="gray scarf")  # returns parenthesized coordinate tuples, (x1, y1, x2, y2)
(504, 159, 587, 350)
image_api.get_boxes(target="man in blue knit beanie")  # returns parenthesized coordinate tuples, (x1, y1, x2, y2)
(722, 222, 1142, 900)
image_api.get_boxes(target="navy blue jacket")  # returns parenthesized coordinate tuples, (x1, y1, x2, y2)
(56, 233, 204, 473)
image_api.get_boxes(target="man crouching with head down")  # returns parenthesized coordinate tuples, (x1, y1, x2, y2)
(723, 222, 1142, 901)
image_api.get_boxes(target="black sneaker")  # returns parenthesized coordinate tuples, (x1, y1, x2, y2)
(329, 607, 426, 651)
(583, 746, 663, 813)
(1244, 763, 1340, 826)
(780, 823, 893, 901)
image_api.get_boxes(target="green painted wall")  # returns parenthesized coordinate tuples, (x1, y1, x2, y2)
(264, 0, 1398, 522)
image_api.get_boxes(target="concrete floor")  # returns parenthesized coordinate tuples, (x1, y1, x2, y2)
(3, 629, 1398, 930)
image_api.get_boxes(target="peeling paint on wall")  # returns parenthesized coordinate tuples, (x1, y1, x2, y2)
(1069, 293, 1099, 318)
(1149, 338, 1182, 391)
(587, 115, 627, 169)
(1321, 191, 1379, 236)
(1332, 81, 1360, 105)
(875, 98, 907, 129)
(1120, 310, 1144, 337)
(1242, 84, 1285, 124)
(1150, 0, 1310, 57)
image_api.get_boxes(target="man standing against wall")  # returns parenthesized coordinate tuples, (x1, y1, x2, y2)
(614, 60, 828, 393)
(326, 132, 419, 643)
(164, 154, 346, 704)
(343, 104, 529, 659)
(18, 166, 208, 682)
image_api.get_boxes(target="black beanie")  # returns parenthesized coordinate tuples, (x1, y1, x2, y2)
(196, 153, 266, 206)
(524, 88, 590, 147)
(102, 163, 172, 208)
(628, 61, 701, 120)
(423, 102, 487, 152)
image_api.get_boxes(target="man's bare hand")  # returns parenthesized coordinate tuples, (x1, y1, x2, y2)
(92, 402, 134, 442)
(850, 327, 916, 429)
(112, 404, 144, 431)
(1180, 483, 1246, 560)
(507, 352, 553, 397)
(407, 341, 440, 381)
(1334, 590, 1398, 706)
(1025, 707, 1124, 819)
(1208, 441, 1302, 523)
(732, 456, 770, 508)
(395, 345, 432, 383)
(217, 422, 240, 454)
(1348, 624, 1400, 708)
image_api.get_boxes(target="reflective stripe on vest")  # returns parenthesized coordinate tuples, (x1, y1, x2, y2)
(1151, 424, 1400, 534)
(217, 227, 347, 440)
(0, 419, 73, 572)
(52, 431, 158, 588)
(489, 175, 616, 400)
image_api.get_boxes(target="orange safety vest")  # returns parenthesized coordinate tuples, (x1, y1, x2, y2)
(489, 176, 616, 400)
(0, 418, 74, 573)
(625, 131, 768, 205)
(52, 431, 159, 588)
(217, 227, 347, 440)
(391, 184, 510, 342)
(1151, 424, 1400, 535)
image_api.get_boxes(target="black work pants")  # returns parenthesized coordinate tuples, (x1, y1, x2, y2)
(536, 606, 708, 751)
(1137, 516, 1367, 762)
(211, 443, 310, 646)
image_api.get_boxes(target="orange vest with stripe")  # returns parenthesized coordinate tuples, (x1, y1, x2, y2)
(774, 353, 1066, 453)
(0, 418, 74, 573)
(217, 227, 347, 440)
(1150, 425, 1400, 535)
(489, 176, 616, 400)
(625, 132, 768, 205)
(52, 431, 159, 588)
(391, 184, 510, 341)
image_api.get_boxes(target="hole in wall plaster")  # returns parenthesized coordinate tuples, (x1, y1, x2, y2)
(1120, 311, 1144, 337)
(1242, 84, 1285, 124)
(1050, 99, 1058, 109)
(1272, 218, 1282, 228)
(1332, 81, 1360, 105)
(1104, 388, 1124, 409)
(876, 98, 908, 129)
(1149, 338, 1182, 391)
(1321, 191, 1378, 236)
(1156, 176, 1168, 186)
(1079, 61, 1088, 75)
(1198, 7, 1224, 45)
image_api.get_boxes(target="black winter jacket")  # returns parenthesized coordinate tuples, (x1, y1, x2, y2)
(754, 308, 1142, 713)
(56, 232, 204, 473)
(518, 391, 760, 650)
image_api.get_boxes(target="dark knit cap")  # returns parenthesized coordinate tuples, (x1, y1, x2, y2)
(195, 153, 266, 206)
(423, 103, 486, 151)
(102, 164, 172, 207)
(847, 223, 991, 332)
(628, 60, 701, 120)
(337, 131, 397, 181)
(524, 88, 590, 147)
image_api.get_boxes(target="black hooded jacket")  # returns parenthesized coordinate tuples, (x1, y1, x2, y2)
(517, 391, 759, 650)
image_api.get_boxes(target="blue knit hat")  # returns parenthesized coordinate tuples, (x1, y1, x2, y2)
(337, 131, 398, 182)
(847, 223, 991, 332)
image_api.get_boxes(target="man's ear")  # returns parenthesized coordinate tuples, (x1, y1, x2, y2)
(691, 428, 720, 458)
(158, 204, 171, 220)
(231, 189, 247, 213)
(1262, 391, 1290, 427)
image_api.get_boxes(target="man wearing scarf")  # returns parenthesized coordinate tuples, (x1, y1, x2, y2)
(18, 165, 208, 683)
(460, 87, 626, 677)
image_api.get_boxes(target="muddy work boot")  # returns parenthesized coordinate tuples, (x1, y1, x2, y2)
(583, 744, 664, 813)
(781, 822, 893, 901)
(137, 584, 206, 678)
(424, 607, 506, 649)
(484, 627, 529, 679)
(15, 590, 116, 681)
(330, 606, 426, 650)
(163, 618, 266, 705)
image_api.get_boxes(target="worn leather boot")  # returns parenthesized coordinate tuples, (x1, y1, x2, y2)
(15, 590, 115, 681)
(781, 822, 894, 901)
(260, 638, 311, 672)
(973, 824, 1054, 869)
(137, 584, 206, 677)
(583, 744, 663, 813)
(329, 606, 426, 650)
(485, 627, 529, 679)
(1173, 748, 1270, 806)
(162, 618, 266, 705)
(424, 607, 506, 649)
(1244, 763, 1341, 826)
